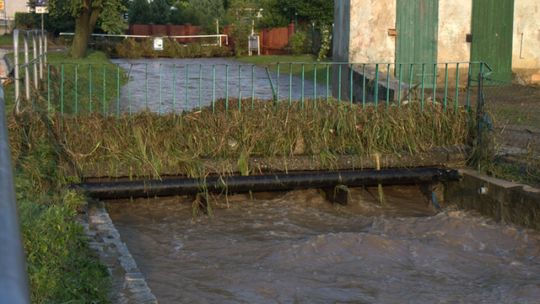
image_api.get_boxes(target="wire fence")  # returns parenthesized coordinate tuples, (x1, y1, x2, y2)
(25, 61, 490, 116)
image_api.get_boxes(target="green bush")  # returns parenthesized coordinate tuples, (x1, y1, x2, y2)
(230, 23, 251, 57)
(14, 12, 74, 34)
(288, 31, 309, 55)
(103, 38, 232, 58)
(13, 135, 110, 303)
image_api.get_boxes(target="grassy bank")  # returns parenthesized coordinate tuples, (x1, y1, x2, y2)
(5, 50, 115, 303)
(237, 55, 328, 83)
(11, 123, 110, 302)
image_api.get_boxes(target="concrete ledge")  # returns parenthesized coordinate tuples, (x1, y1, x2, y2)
(445, 168, 540, 229)
(82, 203, 158, 304)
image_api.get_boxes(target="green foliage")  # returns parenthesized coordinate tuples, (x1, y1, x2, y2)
(18, 101, 470, 179)
(15, 12, 75, 34)
(12, 132, 110, 303)
(105, 38, 232, 59)
(128, 0, 153, 24)
(48, 0, 127, 34)
(288, 31, 309, 55)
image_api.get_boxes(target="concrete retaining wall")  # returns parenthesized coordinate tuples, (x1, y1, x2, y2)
(445, 169, 540, 229)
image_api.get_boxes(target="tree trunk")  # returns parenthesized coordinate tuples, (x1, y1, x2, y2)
(71, 10, 91, 58)
(70, 6, 101, 59)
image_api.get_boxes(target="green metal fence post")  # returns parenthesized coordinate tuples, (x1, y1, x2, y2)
(454, 63, 460, 113)
(432, 63, 437, 104)
(338, 64, 342, 102)
(385, 64, 391, 107)
(408, 64, 414, 105)
(102, 65, 106, 115)
(362, 64, 366, 108)
(116, 65, 120, 117)
(198, 64, 202, 111)
(466, 63, 472, 111)
(212, 65, 216, 113)
(289, 63, 293, 106)
(397, 63, 402, 107)
(374, 64, 379, 107)
(349, 64, 354, 106)
(47, 64, 50, 112)
(145, 63, 148, 110)
(173, 64, 177, 111)
(301, 63, 305, 108)
(251, 65, 255, 109)
(159, 64, 163, 114)
(326, 64, 330, 102)
(128, 65, 132, 115)
(276, 63, 280, 101)
(185, 65, 189, 110)
(313, 63, 318, 105)
(89, 64, 93, 113)
(225, 64, 229, 112)
(60, 64, 64, 114)
(75, 65, 78, 114)
(420, 63, 425, 110)
(443, 63, 449, 110)
(238, 65, 242, 111)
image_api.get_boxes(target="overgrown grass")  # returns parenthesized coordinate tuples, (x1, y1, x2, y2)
(4, 50, 116, 303)
(7, 115, 110, 303)
(11, 99, 470, 179)
(237, 55, 328, 83)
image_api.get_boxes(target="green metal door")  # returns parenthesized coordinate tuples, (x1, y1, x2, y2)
(471, 0, 514, 83)
(396, 0, 439, 84)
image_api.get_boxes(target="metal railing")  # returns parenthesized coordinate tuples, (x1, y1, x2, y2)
(13, 29, 48, 114)
(59, 32, 229, 47)
(0, 85, 31, 304)
(37, 61, 489, 116)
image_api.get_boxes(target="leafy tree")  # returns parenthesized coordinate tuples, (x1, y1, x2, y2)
(48, 0, 128, 58)
(128, 0, 153, 24)
(150, 0, 171, 24)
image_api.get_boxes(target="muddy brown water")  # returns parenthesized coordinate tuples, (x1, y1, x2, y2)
(107, 186, 540, 303)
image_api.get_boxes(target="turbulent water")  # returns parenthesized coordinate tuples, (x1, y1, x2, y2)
(107, 186, 540, 304)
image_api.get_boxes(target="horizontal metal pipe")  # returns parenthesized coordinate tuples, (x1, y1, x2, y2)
(74, 168, 460, 200)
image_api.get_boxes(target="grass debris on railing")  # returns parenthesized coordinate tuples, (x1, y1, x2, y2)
(12, 99, 470, 179)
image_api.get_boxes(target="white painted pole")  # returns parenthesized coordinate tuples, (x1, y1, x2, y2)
(23, 33, 30, 101)
(13, 29, 20, 112)
(32, 32, 38, 89)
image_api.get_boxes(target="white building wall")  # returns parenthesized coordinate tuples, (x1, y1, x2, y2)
(349, 0, 396, 63)
(512, 0, 540, 81)
(4, 0, 30, 20)
(341, 0, 540, 82)
(437, 1, 471, 63)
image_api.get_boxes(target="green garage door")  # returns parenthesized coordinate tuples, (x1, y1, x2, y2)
(471, 0, 514, 83)
(396, 0, 439, 84)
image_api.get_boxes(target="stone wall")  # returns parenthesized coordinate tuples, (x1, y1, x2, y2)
(349, 0, 396, 63)
(342, 0, 540, 83)
(512, 0, 540, 83)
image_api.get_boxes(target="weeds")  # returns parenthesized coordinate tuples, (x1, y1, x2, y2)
(11, 99, 470, 179)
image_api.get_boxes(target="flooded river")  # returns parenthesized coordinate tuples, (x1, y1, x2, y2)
(107, 186, 540, 303)
(111, 58, 328, 113)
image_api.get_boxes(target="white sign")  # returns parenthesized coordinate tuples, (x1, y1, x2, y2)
(153, 37, 164, 51)
(36, 6, 49, 14)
